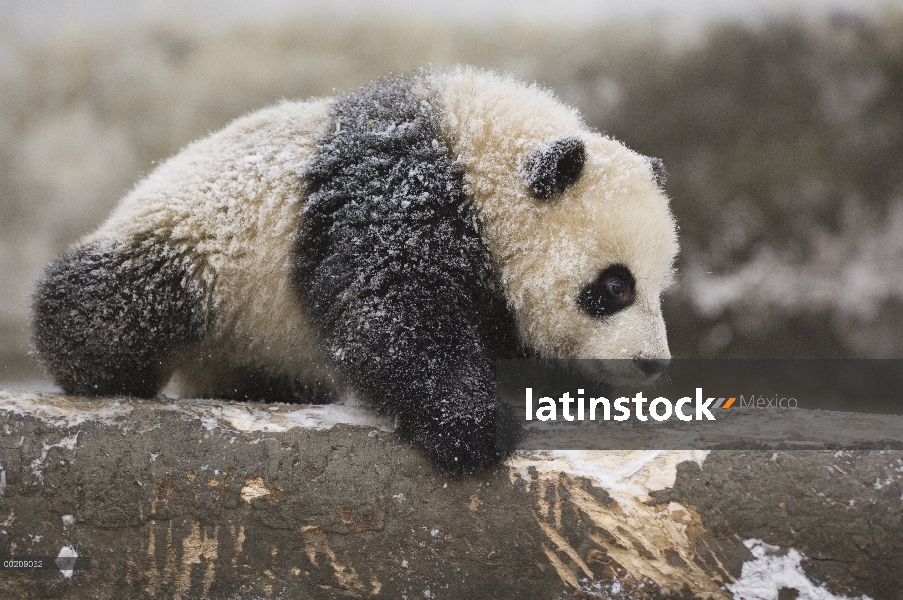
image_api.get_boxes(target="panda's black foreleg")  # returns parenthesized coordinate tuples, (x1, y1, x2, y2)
(320, 290, 519, 472)
(299, 206, 521, 471)
(296, 75, 521, 471)
(31, 240, 208, 397)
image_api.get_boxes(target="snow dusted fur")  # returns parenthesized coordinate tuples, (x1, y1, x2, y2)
(427, 70, 677, 383)
(32, 67, 678, 471)
(34, 99, 338, 400)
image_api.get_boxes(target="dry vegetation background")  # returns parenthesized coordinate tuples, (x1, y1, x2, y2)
(1, 9, 902, 382)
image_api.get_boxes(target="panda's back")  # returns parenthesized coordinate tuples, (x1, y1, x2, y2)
(85, 99, 337, 396)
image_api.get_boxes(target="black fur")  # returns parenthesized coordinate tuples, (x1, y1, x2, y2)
(295, 76, 520, 472)
(217, 367, 336, 404)
(526, 136, 586, 200)
(576, 264, 636, 319)
(646, 156, 668, 187)
(32, 241, 208, 397)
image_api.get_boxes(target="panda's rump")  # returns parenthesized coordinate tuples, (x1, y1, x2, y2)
(50, 99, 337, 398)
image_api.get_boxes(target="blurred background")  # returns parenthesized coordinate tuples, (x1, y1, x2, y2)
(1, 0, 902, 387)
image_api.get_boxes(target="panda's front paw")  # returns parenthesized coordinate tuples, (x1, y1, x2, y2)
(399, 401, 521, 474)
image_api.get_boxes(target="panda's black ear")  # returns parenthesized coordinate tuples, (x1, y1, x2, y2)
(645, 156, 668, 187)
(526, 137, 586, 200)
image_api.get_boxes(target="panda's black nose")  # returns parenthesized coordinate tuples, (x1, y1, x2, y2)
(634, 358, 669, 376)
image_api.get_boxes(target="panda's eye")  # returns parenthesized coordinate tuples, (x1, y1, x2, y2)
(577, 264, 636, 319)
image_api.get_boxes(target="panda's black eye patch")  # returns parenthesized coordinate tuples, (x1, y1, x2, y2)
(577, 264, 636, 319)
(526, 136, 586, 200)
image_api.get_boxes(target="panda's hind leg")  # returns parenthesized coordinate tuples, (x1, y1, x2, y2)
(32, 240, 209, 397)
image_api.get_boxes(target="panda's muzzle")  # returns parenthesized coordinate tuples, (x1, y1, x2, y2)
(634, 357, 669, 376)
(576, 264, 636, 319)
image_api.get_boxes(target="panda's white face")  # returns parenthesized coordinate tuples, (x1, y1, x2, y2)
(428, 68, 678, 385)
(506, 135, 677, 384)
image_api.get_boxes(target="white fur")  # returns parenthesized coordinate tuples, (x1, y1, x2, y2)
(85, 99, 340, 396)
(423, 68, 678, 382)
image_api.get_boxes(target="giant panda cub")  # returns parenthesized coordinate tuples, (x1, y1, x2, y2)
(32, 67, 678, 472)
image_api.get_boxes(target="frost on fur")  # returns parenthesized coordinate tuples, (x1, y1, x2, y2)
(30, 68, 678, 472)
(526, 136, 587, 200)
(296, 75, 520, 471)
(32, 241, 209, 397)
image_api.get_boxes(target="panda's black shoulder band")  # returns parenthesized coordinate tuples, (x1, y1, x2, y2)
(526, 136, 586, 200)
(295, 75, 521, 471)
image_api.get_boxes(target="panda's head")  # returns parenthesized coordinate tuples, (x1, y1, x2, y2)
(428, 68, 679, 385)
(517, 135, 677, 385)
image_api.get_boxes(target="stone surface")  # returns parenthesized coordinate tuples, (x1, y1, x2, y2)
(0, 391, 900, 599)
(672, 451, 903, 599)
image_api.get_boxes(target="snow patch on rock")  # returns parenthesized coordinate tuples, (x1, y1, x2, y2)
(508, 449, 708, 504)
(56, 546, 78, 579)
(0, 391, 133, 428)
(728, 539, 873, 600)
(0, 390, 394, 433)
